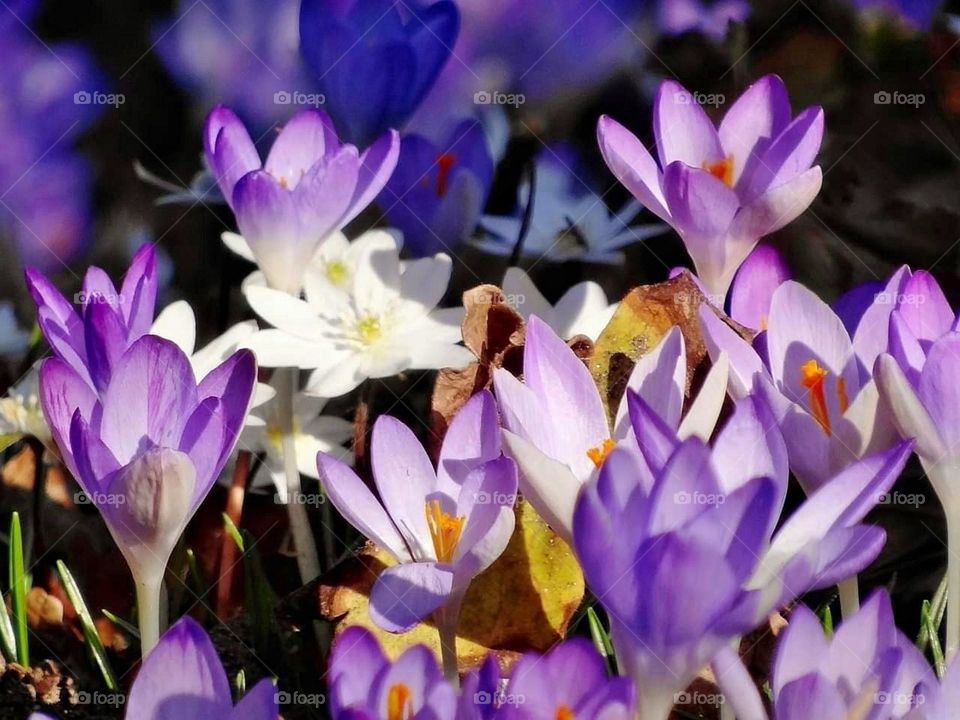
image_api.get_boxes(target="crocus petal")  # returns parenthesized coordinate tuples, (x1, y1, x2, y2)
(899, 270, 954, 342)
(229, 679, 279, 720)
(369, 562, 454, 632)
(718, 74, 792, 189)
(501, 430, 581, 545)
(38, 358, 98, 478)
(917, 334, 960, 451)
(731, 165, 822, 241)
(328, 627, 387, 714)
(617, 326, 686, 432)
(654, 80, 725, 169)
(453, 457, 517, 580)
(207, 106, 262, 207)
(318, 451, 412, 563)
(344, 129, 401, 226)
(83, 301, 128, 392)
(436, 389, 501, 497)
(127, 617, 232, 718)
(742, 106, 824, 201)
(850, 266, 910, 367)
(875, 354, 945, 459)
(596, 115, 670, 222)
(775, 674, 847, 720)
(370, 415, 437, 558)
(698, 305, 765, 398)
(771, 603, 829, 692)
(677, 352, 729, 441)
(626, 391, 682, 474)
(662, 161, 739, 244)
(264, 109, 338, 182)
(711, 644, 769, 720)
(119, 244, 159, 338)
(728, 244, 790, 330)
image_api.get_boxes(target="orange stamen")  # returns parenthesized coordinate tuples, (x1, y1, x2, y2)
(837, 376, 849, 414)
(702, 155, 735, 187)
(556, 705, 575, 720)
(425, 500, 465, 563)
(586, 438, 617, 469)
(387, 683, 413, 720)
(435, 152, 457, 197)
(800, 359, 831, 436)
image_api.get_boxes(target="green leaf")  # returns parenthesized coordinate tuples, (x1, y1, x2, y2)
(101, 609, 140, 640)
(240, 529, 276, 656)
(235, 669, 246, 697)
(222, 514, 244, 552)
(922, 599, 946, 678)
(9, 513, 28, 666)
(0, 580, 16, 661)
(186, 548, 209, 598)
(917, 572, 948, 652)
(819, 604, 834, 639)
(586, 606, 617, 675)
(56, 561, 117, 690)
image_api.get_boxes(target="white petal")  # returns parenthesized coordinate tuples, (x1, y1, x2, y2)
(678, 352, 729, 440)
(150, 301, 197, 356)
(244, 286, 323, 340)
(874, 354, 945, 460)
(221, 231, 256, 263)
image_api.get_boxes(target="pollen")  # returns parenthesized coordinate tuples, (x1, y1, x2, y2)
(556, 704, 574, 720)
(425, 499, 465, 563)
(326, 260, 348, 286)
(702, 155, 735, 187)
(387, 683, 413, 720)
(435, 152, 457, 197)
(800, 359, 832, 435)
(357, 315, 382, 344)
(586, 438, 616, 468)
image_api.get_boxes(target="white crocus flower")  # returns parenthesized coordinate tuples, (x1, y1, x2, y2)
(240, 379, 353, 503)
(502, 267, 616, 341)
(0, 368, 50, 448)
(243, 231, 472, 398)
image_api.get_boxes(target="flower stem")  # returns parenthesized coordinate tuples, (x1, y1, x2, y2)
(136, 573, 163, 658)
(434, 600, 462, 686)
(276, 367, 321, 584)
(838, 576, 860, 620)
(947, 520, 960, 662)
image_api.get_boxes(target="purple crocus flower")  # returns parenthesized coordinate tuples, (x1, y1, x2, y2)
(39, 335, 256, 653)
(25, 244, 159, 393)
(128, 617, 278, 719)
(317, 391, 517, 635)
(493, 316, 729, 544)
(496, 639, 636, 720)
(573, 428, 911, 719)
(203, 106, 399, 295)
(657, 0, 751, 40)
(598, 75, 823, 297)
(700, 280, 899, 493)
(380, 119, 493, 256)
(299, 0, 459, 147)
(328, 625, 458, 719)
(772, 591, 934, 718)
(727, 244, 791, 330)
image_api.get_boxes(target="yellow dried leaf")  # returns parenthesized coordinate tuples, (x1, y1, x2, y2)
(318, 498, 584, 674)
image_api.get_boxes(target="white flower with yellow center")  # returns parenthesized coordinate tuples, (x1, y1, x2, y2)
(0, 368, 51, 448)
(243, 231, 472, 397)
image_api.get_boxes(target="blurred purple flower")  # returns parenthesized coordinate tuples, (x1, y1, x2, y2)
(154, 0, 310, 131)
(573, 434, 911, 719)
(203, 106, 398, 295)
(772, 591, 935, 718)
(700, 280, 901, 492)
(299, 0, 459, 147)
(25, 244, 159, 392)
(380, 119, 493, 256)
(317, 391, 517, 633)
(599, 75, 823, 296)
(727, 244, 791, 330)
(128, 617, 278, 718)
(39, 335, 255, 651)
(852, 0, 944, 30)
(657, 0, 751, 40)
(0, 1, 107, 268)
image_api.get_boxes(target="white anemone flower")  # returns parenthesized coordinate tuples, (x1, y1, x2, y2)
(502, 267, 616, 341)
(243, 231, 472, 398)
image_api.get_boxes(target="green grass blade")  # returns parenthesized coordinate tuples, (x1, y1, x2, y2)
(101, 609, 140, 640)
(819, 604, 834, 639)
(917, 572, 949, 651)
(56, 561, 117, 690)
(9, 513, 28, 666)
(185, 548, 209, 598)
(222, 514, 244, 552)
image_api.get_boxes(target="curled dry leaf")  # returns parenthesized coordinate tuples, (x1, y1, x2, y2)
(429, 285, 525, 457)
(589, 271, 752, 424)
(317, 498, 585, 674)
